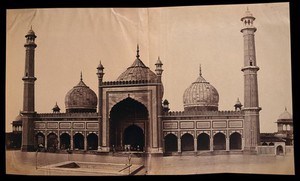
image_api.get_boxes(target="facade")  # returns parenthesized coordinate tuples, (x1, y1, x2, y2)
(9, 9, 281, 155)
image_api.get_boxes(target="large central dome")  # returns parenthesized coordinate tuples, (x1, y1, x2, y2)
(183, 67, 219, 112)
(117, 46, 157, 81)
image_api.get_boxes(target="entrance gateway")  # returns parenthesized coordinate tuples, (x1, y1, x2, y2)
(109, 97, 148, 152)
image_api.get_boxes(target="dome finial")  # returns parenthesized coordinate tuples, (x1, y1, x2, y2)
(199, 64, 202, 76)
(80, 71, 83, 81)
(285, 107, 287, 111)
(136, 44, 140, 59)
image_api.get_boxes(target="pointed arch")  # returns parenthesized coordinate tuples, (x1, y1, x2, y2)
(229, 132, 242, 150)
(164, 133, 178, 152)
(109, 97, 148, 151)
(35, 132, 45, 149)
(87, 133, 98, 150)
(181, 133, 194, 151)
(213, 132, 226, 150)
(47, 133, 58, 152)
(60, 133, 71, 150)
(123, 125, 144, 151)
(197, 133, 210, 151)
(276, 145, 284, 155)
(73, 133, 84, 150)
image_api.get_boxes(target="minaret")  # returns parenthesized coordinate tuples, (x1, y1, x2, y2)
(21, 27, 37, 151)
(96, 61, 104, 151)
(155, 56, 164, 153)
(241, 8, 261, 152)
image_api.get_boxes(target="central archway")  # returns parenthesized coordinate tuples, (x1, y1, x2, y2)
(110, 97, 148, 151)
(123, 125, 144, 151)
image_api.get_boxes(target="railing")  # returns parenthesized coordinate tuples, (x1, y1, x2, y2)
(102, 79, 159, 86)
(165, 110, 244, 116)
(37, 112, 99, 118)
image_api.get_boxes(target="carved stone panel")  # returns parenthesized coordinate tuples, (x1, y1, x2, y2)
(60, 122, 71, 129)
(47, 122, 58, 129)
(228, 120, 243, 128)
(212, 121, 227, 128)
(180, 121, 194, 129)
(196, 121, 211, 129)
(163, 122, 178, 129)
(35, 122, 46, 129)
(87, 122, 98, 129)
(73, 122, 85, 129)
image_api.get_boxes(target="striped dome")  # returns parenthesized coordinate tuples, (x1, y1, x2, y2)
(65, 74, 97, 113)
(183, 69, 219, 112)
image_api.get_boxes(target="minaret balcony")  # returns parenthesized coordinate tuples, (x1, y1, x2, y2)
(241, 65, 259, 71)
(22, 76, 37, 81)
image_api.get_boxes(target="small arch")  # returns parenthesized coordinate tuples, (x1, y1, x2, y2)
(35, 132, 45, 149)
(262, 142, 268, 146)
(229, 132, 242, 150)
(73, 133, 84, 150)
(60, 133, 71, 150)
(213, 132, 226, 150)
(276, 145, 284, 155)
(269, 142, 274, 146)
(87, 133, 98, 150)
(197, 133, 210, 151)
(164, 133, 178, 152)
(47, 133, 58, 152)
(181, 133, 194, 151)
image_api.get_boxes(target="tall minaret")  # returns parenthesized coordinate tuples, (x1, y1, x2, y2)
(241, 8, 261, 152)
(155, 56, 163, 153)
(21, 27, 37, 151)
(96, 61, 104, 151)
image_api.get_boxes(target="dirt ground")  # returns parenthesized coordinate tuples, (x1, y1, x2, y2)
(5, 150, 294, 176)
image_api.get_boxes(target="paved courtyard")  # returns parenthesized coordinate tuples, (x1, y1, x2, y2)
(5, 150, 294, 176)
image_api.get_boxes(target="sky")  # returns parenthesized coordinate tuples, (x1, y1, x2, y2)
(6, 3, 292, 133)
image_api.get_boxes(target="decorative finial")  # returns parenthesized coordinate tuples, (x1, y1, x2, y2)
(136, 44, 140, 59)
(80, 71, 83, 81)
(285, 107, 287, 111)
(247, 6, 249, 11)
(199, 64, 202, 76)
(30, 25, 32, 30)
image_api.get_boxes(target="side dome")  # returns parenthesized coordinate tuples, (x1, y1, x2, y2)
(183, 66, 219, 112)
(65, 74, 97, 113)
(278, 108, 292, 121)
(117, 45, 157, 81)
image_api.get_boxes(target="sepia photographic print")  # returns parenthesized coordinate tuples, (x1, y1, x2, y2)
(5, 2, 294, 176)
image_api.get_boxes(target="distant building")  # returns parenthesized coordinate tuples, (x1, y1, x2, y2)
(6, 9, 292, 156)
(259, 108, 293, 155)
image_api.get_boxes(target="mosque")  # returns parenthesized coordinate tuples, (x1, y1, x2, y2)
(7, 9, 293, 156)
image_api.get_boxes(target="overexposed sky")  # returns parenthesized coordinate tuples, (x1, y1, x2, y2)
(6, 3, 292, 133)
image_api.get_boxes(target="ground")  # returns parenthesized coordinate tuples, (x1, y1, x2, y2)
(5, 150, 294, 176)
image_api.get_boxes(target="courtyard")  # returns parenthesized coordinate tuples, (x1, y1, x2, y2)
(5, 150, 294, 176)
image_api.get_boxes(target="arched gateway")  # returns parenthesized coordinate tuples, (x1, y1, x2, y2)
(110, 97, 148, 152)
